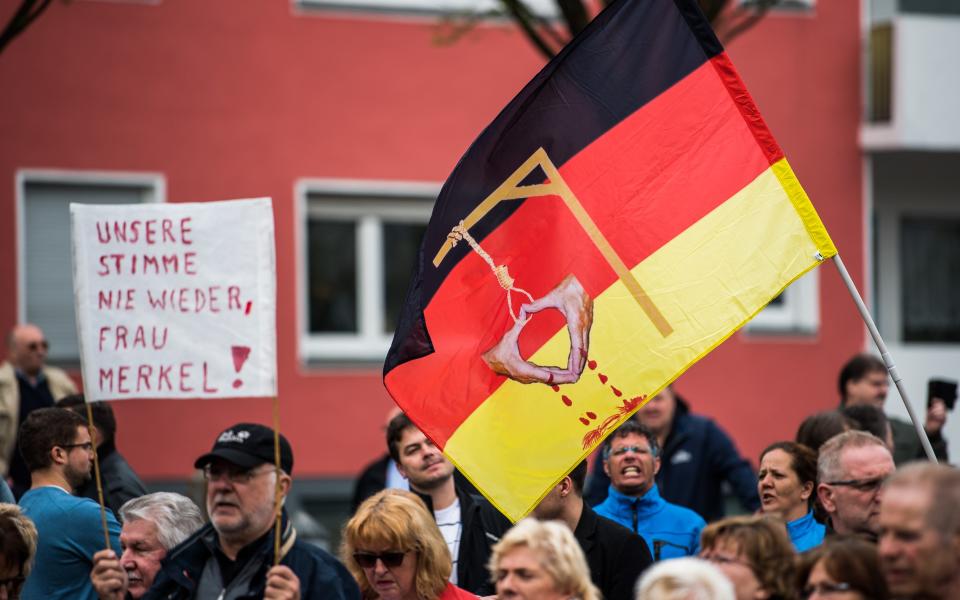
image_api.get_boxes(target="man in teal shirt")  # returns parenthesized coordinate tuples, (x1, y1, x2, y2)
(18, 407, 121, 600)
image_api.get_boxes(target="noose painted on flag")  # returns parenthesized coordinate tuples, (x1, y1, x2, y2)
(434, 148, 672, 446)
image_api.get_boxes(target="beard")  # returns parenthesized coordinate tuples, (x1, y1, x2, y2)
(64, 462, 92, 491)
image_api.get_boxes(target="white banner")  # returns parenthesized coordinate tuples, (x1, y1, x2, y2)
(71, 198, 277, 401)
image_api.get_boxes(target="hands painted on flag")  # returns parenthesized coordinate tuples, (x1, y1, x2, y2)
(482, 274, 593, 385)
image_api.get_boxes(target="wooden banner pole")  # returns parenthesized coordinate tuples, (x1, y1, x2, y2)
(85, 401, 112, 549)
(832, 254, 938, 462)
(272, 395, 282, 566)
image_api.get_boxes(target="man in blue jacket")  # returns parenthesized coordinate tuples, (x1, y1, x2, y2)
(594, 420, 705, 561)
(587, 386, 760, 522)
(116, 423, 359, 600)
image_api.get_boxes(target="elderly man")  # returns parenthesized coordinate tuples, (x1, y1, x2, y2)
(878, 463, 960, 599)
(132, 423, 356, 599)
(91, 492, 205, 599)
(817, 430, 895, 541)
(532, 460, 652, 600)
(594, 420, 705, 560)
(0, 323, 77, 497)
(18, 407, 121, 600)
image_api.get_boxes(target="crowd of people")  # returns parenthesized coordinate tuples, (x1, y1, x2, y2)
(0, 322, 958, 599)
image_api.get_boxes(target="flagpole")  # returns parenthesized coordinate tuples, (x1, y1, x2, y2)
(85, 401, 113, 549)
(831, 254, 938, 462)
(272, 395, 282, 566)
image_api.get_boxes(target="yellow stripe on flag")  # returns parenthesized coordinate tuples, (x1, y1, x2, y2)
(444, 160, 828, 521)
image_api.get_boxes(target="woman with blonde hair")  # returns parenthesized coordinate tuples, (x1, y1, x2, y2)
(489, 518, 600, 600)
(341, 489, 476, 600)
(698, 515, 796, 600)
(0, 503, 38, 600)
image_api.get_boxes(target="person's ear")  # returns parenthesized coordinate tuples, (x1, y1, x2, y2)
(602, 457, 611, 478)
(818, 484, 835, 513)
(653, 456, 661, 476)
(558, 476, 573, 499)
(50, 445, 67, 466)
(800, 481, 814, 502)
(279, 472, 292, 496)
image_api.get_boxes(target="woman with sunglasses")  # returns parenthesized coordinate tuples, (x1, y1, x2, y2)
(795, 537, 889, 600)
(341, 489, 476, 600)
(489, 518, 599, 600)
(757, 441, 825, 552)
(699, 515, 797, 600)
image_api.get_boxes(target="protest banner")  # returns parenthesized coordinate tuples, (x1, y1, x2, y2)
(71, 198, 277, 401)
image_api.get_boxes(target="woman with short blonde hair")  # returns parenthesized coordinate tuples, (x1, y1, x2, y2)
(489, 519, 600, 600)
(341, 489, 475, 599)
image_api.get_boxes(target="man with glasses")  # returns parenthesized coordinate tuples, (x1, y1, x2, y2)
(0, 323, 78, 497)
(817, 430, 895, 541)
(594, 420, 705, 560)
(135, 423, 358, 599)
(17, 407, 121, 600)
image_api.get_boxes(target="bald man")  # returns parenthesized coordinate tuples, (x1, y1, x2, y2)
(0, 324, 77, 497)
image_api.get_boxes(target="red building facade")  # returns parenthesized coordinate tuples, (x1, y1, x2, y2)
(0, 0, 864, 488)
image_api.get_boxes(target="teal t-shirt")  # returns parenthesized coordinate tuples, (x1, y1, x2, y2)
(20, 486, 122, 600)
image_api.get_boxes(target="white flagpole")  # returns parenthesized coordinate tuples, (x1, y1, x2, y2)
(832, 254, 938, 462)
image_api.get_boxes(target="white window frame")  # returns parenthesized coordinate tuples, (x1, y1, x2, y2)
(296, 179, 439, 362)
(15, 169, 165, 359)
(294, 0, 557, 19)
(744, 269, 819, 335)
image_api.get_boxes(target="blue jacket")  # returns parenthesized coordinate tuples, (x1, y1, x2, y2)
(594, 484, 704, 561)
(787, 510, 825, 553)
(143, 512, 359, 600)
(586, 397, 760, 522)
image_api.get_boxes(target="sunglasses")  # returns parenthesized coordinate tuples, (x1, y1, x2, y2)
(26, 340, 48, 352)
(824, 476, 887, 493)
(353, 551, 407, 568)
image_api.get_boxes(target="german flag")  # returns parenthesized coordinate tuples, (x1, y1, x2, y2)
(384, 0, 836, 521)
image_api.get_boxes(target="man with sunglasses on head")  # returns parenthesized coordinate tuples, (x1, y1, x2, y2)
(817, 430, 895, 541)
(121, 423, 358, 600)
(594, 420, 705, 561)
(17, 407, 121, 600)
(0, 323, 78, 498)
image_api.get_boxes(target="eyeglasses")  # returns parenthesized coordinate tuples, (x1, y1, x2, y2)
(824, 476, 886, 493)
(26, 340, 48, 352)
(202, 464, 274, 484)
(605, 445, 657, 459)
(801, 582, 853, 597)
(60, 442, 94, 452)
(353, 551, 407, 568)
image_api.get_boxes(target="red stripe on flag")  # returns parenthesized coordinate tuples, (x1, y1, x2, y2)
(709, 52, 784, 165)
(386, 59, 772, 448)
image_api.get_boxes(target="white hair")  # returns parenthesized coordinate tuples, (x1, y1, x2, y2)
(119, 492, 205, 550)
(635, 557, 736, 600)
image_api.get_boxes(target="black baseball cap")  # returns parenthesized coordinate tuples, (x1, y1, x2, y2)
(194, 423, 294, 474)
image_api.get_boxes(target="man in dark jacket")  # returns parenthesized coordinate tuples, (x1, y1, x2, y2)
(98, 423, 359, 599)
(585, 386, 759, 522)
(387, 412, 510, 596)
(532, 460, 651, 600)
(57, 395, 147, 517)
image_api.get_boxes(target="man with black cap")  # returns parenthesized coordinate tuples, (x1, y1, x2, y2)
(103, 423, 359, 600)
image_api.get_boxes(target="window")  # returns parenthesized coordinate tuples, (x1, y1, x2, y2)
(745, 269, 819, 335)
(899, 217, 960, 342)
(16, 171, 164, 364)
(298, 180, 438, 362)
